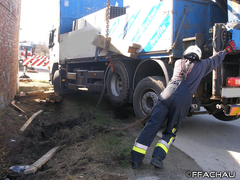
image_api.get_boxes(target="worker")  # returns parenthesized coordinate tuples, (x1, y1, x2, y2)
(131, 40, 236, 169)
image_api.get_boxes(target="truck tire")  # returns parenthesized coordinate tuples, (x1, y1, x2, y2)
(106, 61, 132, 107)
(133, 76, 166, 119)
(50, 63, 59, 85)
(53, 70, 65, 95)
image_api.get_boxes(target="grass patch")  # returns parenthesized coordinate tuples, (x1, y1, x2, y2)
(78, 92, 132, 167)
(75, 91, 117, 127)
(92, 131, 132, 168)
(93, 110, 116, 127)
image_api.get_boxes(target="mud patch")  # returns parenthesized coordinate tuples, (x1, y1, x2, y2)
(1, 91, 134, 180)
(1, 85, 203, 180)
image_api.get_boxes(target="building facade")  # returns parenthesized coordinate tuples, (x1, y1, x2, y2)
(0, 0, 21, 109)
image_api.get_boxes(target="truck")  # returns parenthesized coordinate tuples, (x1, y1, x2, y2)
(49, 0, 240, 121)
(19, 42, 34, 60)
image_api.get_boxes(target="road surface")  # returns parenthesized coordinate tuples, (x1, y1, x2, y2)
(131, 110, 240, 180)
(19, 66, 49, 81)
(171, 111, 240, 179)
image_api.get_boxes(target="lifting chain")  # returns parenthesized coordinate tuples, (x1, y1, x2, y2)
(105, 0, 110, 50)
(88, 0, 112, 121)
(106, 0, 114, 73)
(89, 1, 152, 128)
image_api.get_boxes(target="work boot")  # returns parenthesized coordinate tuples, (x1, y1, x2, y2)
(150, 156, 163, 169)
(131, 161, 141, 169)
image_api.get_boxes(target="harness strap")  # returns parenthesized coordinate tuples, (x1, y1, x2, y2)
(178, 59, 195, 80)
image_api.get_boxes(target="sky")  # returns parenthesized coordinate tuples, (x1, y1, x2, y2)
(19, 0, 59, 44)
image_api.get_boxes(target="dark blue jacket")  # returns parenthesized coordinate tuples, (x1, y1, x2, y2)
(171, 51, 227, 95)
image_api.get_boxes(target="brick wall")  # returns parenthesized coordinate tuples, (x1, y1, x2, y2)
(0, 0, 21, 109)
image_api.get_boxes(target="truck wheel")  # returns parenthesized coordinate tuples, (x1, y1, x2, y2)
(53, 70, 65, 95)
(133, 76, 166, 119)
(213, 111, 239, 121)
(50, 63, 59, 85)
(106, 61, 132, 107)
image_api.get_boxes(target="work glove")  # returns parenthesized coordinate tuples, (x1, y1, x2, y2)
(224, 40, 236, 53)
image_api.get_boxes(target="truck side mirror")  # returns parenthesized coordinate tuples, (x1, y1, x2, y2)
(48, 29, 56, 48)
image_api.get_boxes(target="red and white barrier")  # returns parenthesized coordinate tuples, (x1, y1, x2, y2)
(22, 56, 49, 69)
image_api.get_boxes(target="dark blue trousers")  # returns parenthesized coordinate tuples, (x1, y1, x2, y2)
(131, 80, 192, 164)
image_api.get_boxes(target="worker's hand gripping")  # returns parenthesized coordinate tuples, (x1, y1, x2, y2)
(224, 40, 236, 53)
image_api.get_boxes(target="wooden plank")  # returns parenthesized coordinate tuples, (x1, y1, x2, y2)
(17, 91, 54, 101)
(10, 100, 26, 114)
(20, 110, 43, 132)
(24, 146, 59, 174)
(26, 69, 38, 73)
(19, 78, 32, 82)
(129, 53, 139, 59)
(128, 46, 137, 54)
(26, 90, 44, 96)
(132, 43, 141, 49)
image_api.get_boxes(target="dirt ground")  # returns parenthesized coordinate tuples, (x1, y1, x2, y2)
(0, 80, 202, 180)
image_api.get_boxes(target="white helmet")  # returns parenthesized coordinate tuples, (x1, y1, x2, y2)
(183, 45, 202, 60)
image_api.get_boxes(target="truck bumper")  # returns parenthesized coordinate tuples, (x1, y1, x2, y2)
(221, 88, 240, 98)
(226, 104, 240, 116)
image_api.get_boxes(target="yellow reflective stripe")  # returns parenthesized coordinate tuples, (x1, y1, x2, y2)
(168, 137, 175, 145)
(132, 146, 146, 155)
(172, 128, 176, 133)
(156, 143, 168, 154)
